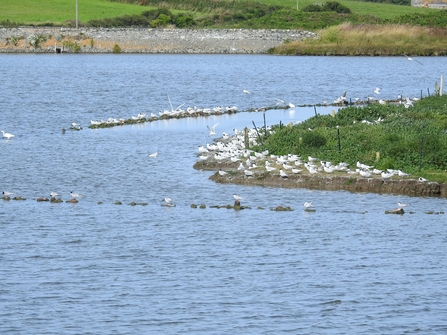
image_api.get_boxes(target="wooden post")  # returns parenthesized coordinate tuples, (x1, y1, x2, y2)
(440, 75, 444, 97)
(244, 127, 249, 148)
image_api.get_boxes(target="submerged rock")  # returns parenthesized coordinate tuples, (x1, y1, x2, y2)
(385, 208, 405, 214)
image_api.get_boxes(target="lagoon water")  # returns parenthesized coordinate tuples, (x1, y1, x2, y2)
(1, 54, 447, 334)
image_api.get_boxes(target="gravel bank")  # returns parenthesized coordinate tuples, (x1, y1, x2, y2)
(0, 27, 316, 54)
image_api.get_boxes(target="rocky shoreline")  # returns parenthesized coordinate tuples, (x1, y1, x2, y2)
(0, 27, 316, 54)
(194, 160, 447, 199)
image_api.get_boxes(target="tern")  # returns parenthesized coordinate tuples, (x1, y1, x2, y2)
(418, 177, 428, 182)
(162, 197, 172, 203)
(70, 191, 83, 199)
(50, 192, 60, 198)
(218, 169, 228, 176)
(148, 151, 158, 158)
(280, 169, 288, 178)
(404, 54, 422, 65)
(397, 202, 408, 208)
(233, 194, 244, 201)
(374, 87, 381, 94)
(304, 202, 313, 208)
(207, 123, 219, 136)
(2, 191, 13, 197)
(1, 131, 14, 140)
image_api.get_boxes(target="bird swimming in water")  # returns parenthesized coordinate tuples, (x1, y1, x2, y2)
(1, 131, 14, 140)
(148, 151, 158, 158)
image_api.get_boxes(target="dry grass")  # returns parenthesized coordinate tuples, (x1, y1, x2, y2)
(273, 23, 447, 56)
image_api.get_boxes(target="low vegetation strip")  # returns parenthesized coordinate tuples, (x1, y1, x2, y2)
(270, 22, 447, 56)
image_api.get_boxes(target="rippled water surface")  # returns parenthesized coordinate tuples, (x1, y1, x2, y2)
(1, 54, 446, 334)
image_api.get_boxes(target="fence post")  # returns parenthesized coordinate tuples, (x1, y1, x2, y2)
(419, 135, 425, 172)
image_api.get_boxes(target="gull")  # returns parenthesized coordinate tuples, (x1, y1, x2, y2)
(148, 151, 158, 158)
(218, 169, 228, 176)
(397, 202, 408, 208)
(280, 169, 288, 178)
(70, 191, 83, 199)
(50, 192, 60, 198)
(374, 87, 381, 94)
(418, 177, 428, 182)
(2, 191, 13, 197)
(403, 54, 422, 65)
(207, 123, 219, 136)
(233, 194, 244, 201)
(304, 202, 313, 209)
(1, 131, 14, 140)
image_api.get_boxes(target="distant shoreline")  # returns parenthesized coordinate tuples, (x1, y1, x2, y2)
(0, 27, 316, 54)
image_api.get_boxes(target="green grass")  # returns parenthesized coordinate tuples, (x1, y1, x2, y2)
(253, 95, 447, 184)
(0, 0, 438, 25)
(255, 0, 434, 19)
(0, 0, 151, 25)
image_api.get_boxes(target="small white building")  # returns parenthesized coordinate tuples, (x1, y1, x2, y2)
(411, 0, 447, 8)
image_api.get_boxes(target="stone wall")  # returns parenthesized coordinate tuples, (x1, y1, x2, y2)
(0, 27, 317, 54)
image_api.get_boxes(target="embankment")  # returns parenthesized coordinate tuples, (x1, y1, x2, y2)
(0, 27, 316, 54)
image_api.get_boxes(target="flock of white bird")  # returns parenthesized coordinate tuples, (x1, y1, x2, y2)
(89, 106, 239, 127)
(198, 125, 419, 183)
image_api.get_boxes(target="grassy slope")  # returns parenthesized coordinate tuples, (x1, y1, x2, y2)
(0, 0, 437, 25)
(252, 0, 434, 19)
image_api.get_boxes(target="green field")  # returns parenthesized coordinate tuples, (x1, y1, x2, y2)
(255, 0, 433, 19)
(0, 0, 150, 25)
(0, 0, 435, 25)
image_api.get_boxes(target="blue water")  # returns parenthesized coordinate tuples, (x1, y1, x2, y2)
(0, 54, 446, 334)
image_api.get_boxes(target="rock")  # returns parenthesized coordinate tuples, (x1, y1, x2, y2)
(37, 197, 49, 202)
(66, 198, 78, 203)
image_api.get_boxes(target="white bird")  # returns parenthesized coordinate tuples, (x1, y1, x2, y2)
(304, 202, 313, 208)
(397, 202, 408, 208)
(292, 168, 302, 174)
(162, 197, 172, 203)
(207, 123, 219, 136)
(398, 170, 410, 177)
(242, 89, 251, 94)
(198, 145, 209, 153)
(374, 87, 381, 94)
(50, 192, 60, 198)
(404, 54, 422, 65)
(244, 169, 254, 177)
(218, 169, 228, 176)
(359, 169, 372, 178)
(233, 194, 244, 201)
(1, 131, 14, 140)
(2, 191, 13, 197)
(280, 169, 288, 178)
(70, 191, 83, 199)
(308, 156, 317, 162)
(266, 165, 277, 172)
(381, 171, 394, 179)
(418, 177, 428, 182)
(148, 151, 158, 158)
